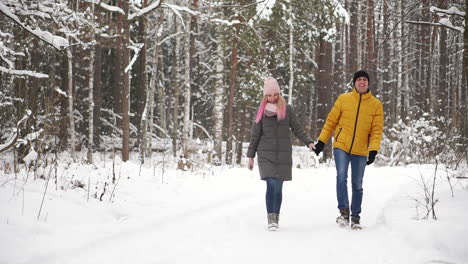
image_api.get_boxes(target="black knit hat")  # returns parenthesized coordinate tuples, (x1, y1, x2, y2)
(353, 70, 370, 86)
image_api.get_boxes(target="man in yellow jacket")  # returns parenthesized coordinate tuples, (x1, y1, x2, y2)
(314, 70, 384, 230)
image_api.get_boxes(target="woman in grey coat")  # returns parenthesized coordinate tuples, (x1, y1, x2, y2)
(247, 77, 315, 231)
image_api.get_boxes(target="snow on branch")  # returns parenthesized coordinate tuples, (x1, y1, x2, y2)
(0, 110, 32, 154)
(125, 43, 144, 73)
(0, 2, 69, 50)
(162, 3, 200, 30)
(0, 66, 48, 78)
(210, 19, 242, 26)
(406, 20, 464, 33)
(430, 6, 465, 17)
(129, 0, 163, 20)
(81, 0, 124, 14)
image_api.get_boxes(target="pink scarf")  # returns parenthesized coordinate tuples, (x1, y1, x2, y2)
(255, 101, 286, 123)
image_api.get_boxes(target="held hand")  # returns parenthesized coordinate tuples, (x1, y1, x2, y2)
(314, 140, 325, 156)
(308, 142, 316, 151)
(248, 158, 254, 170)
(366, 151, 377, 165)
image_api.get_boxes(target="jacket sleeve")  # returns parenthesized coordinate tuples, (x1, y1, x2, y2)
(318, 97, 342, 144)
(288, 105, 313, 146)
(246, 112, 262, 158)
(369, 101, 384, 151)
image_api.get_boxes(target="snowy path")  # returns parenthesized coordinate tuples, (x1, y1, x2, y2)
(1, 165, 467, 264)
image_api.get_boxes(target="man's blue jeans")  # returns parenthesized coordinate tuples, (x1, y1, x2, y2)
(333, 148, 367, 218)
(265, 177, 283, 214)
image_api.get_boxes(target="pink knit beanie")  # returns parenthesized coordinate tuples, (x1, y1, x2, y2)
(263, 77, 280, 95)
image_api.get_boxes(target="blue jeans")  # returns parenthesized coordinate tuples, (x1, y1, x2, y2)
(333, 148, 367, 219)
(265, 177, 283, 214)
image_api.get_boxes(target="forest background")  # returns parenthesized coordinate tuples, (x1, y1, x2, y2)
(0, 0, 466, 169)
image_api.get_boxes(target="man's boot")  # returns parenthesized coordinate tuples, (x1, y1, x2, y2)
(336, 208, 350, 227)
(351, 216, 362, 230)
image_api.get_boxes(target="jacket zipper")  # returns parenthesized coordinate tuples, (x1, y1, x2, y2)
(348, 94, 362, 153)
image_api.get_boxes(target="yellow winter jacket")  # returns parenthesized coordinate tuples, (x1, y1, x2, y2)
(318, 88, 384, 156)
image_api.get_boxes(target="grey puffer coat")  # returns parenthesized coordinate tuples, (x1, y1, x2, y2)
(246, 105, 313, 181)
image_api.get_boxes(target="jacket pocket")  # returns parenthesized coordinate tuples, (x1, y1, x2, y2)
(335, 127, 343, 142)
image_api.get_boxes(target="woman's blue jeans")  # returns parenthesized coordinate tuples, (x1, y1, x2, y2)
(333, 148, 367, 219)
(265, 177, 283, 214)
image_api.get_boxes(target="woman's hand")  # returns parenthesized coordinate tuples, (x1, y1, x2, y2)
(308, 142, 316, 151)
(248, 158, 254, 170)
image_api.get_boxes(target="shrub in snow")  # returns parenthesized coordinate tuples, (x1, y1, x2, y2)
(380, 117, 445, 165)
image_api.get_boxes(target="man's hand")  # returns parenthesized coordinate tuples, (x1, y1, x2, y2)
(314, 140, 325, 155)
(366, 151, 377, 165)
(248, 158, 254, 170)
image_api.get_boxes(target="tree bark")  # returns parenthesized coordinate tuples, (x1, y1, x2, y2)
(366, 0, 376, 80)
(225, 29, 238, 165)
(316, 39, 333, 159)
(87, 2, 95, 164)
(137, 0, 148, 147)
(347, 0, 359, 77)
(67, 45, 76, 162)
(182, 10, 192, 157)
(121, 0, 130, 161)
(462, 1, 468, 147)
(172, 15, 181, 158)
(213, 27, 225, 165)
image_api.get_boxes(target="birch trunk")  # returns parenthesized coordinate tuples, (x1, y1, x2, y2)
(66, 45, 76, 162)
(212, 27, 225, 164)
(182, 11, 192, 157)
(121, 0, 130, 162)
(87, 2, 95, 164)
(146, 28, 161, 159)
(366, 0, 376, 77)
(288, 0, 294, 104)
(462, 0, 468, 146)
(225, 30, 238, 165)
(172, 15, 181, 157)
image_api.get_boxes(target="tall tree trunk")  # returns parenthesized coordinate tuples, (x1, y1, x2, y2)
(347, 0, 359, 77)
(121, 0, 130, 161)
(172, 15, 181, 157)
(288, 0, 294, 104)
(137, 0, 148, 147)
(316, 39, 333, 159)
(462, 0, 468, 146)
(438, 0, 448, 122)
(67, 45, 76, 162)
(225, 29, 238, 165)
(143, 18, 161, 161)
(382, 0, 392, 123)
(366, 0, 376, 89)
(87, 2, 95, 164)
(400, 0, 410, 122)
(93, 41, 102, 149)
(212, 27, 225, 165)
(182, 10, 192, 157)
(420, 0, 432, 115)
(333, 22, 346, 96)
(114, 9, 123, 129)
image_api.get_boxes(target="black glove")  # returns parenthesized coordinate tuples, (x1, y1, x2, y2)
(366, 151, 377, 165)
(314, 140, 325, 156)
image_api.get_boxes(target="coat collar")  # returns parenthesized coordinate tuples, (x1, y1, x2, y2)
(352, 88, 372, 100)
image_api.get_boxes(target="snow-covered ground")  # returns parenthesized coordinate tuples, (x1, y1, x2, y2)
(0, 153, 467, 264)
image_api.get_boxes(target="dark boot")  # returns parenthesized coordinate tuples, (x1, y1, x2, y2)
(267, 213, 277, 231)
(273, 213, 279, 228)
(336, 208, 350, 227)
(351, 216, 362, 230)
